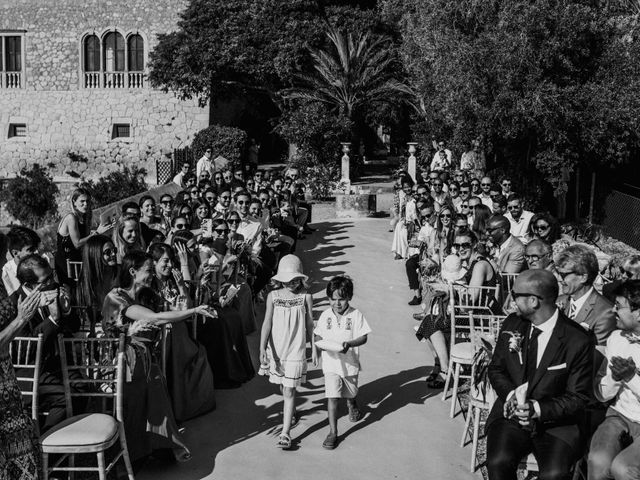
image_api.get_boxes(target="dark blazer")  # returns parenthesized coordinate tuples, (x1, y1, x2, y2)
(558, 289, 615, 345)
(487, 311, 594, 446)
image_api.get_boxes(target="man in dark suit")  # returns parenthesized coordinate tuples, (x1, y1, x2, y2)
(487, 269, 594, 480)
(487, 215, 526, 274)
(12, 254, 81, 431)
(556, 244, 616, 346)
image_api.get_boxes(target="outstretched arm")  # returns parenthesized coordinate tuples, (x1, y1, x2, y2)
(259, 292, 274, 365)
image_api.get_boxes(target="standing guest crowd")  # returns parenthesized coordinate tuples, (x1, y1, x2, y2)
(0, 158, 318, 477)
(393, 140, 640, 479)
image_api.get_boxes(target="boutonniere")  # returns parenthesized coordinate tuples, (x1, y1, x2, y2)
(503, 330, 524, 364)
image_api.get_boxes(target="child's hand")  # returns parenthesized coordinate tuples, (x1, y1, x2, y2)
(259, 349, 268, 367)
(341, 342, 350, 354)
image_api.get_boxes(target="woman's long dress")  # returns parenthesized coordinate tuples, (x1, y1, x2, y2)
(154, 277, 216, 423)
(0, 296, 41, 479)
(101, 288, 190, 462)
(55, 215, 87, 285)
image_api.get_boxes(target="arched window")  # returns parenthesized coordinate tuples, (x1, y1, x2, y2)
(127, 34, 144, 72)
(83, 35, 100, 71)
(103, 32, 125, 72)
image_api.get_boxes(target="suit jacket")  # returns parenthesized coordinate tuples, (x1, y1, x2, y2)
(557, 289, 615, 346)
(487, 312, 594, 446)
(496, 235, 525, 274)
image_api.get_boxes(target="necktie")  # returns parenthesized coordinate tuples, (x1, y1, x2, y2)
(568, 298, 577, 320)
(526, 326, 542, 381)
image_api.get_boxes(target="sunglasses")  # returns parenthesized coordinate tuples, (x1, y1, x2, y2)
(557, 270, 579, 280)
(228, 219, 240, 224)
(460, 189, 470, 194)
(507, 205, 520, 210)
(440, 213, 451, 218)
(460, 204, 469, 208)
(621, 268, 636, 279)
(433, 182, 443, 186)
(533, 223, 549, 231)
(524, 254, 547, 262)
(511, 290, 544, 300)
(175, 224, 187, 230)
(160, 200, 173, 205)
(220, 195, 231, 200)
(481, 183, 491, 187)
(471, 182, 480, 187)
(452, 242, 472, 250)
(205, 196, 216, 201)
(103, 247, 118, 256)
(214, 228, 229, 234)
(502, 182, 511, 186)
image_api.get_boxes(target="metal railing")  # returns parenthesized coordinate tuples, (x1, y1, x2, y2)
(1, 71, 22, 88)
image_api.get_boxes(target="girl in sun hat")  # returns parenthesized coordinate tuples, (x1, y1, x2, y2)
(259, 254, 317, 449)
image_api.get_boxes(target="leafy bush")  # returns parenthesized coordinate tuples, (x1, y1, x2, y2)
(191, 125, 248, 168)
(80, 167, 148, 208)
(277, 101, 352, 199)
(1, 164, 59, 228)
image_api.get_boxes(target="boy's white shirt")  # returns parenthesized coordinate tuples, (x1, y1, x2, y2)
(2, 258, 19, 296)
(314, 306, 371, 377)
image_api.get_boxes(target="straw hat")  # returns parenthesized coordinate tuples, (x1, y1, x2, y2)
(272, 254, 308, 283)
(441, 254, 466, 283)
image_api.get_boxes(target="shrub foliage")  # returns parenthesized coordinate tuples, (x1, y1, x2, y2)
(1, 164, 59, 229)
(80, 167, 148, 208)
(191, 125, 248, 168)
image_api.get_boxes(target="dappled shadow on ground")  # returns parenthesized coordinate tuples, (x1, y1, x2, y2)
(295, 366, 436, 444)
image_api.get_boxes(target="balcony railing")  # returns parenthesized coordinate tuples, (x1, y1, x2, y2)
(1, 71, 22, 88)
(83, 71, 146, 89)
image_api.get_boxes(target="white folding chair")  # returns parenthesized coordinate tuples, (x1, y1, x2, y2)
(442, 283, 501, 418)
(41, 334, 134, 480)
(498, 272, 519, 305)
(10, 334, 44, 434)
(66, 260, 83, 283)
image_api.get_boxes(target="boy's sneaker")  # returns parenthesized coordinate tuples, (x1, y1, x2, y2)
(348, 404, 363, 422)
(322, 433, 338, 450)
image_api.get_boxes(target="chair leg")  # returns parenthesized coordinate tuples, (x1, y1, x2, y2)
(450, 362, 461, 418)
(69, 453, 75, 480)
(42, 453, 49, 480)
(97, 451, 107, 480)
(461, 401, 473, 447)
(442, 358, 454, 401)
(120, 428, 136, 480)
(471, 405, 481, 472)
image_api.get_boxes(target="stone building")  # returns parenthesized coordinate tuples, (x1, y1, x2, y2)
(0, 0, 208, 183)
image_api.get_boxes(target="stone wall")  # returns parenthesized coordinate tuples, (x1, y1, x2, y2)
(0, 0, 208, 183)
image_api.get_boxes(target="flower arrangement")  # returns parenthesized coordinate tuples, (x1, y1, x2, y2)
(502, 330, 524, 364)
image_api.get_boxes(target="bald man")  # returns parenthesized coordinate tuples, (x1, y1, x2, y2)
(487, 215, 525, 274)
(487, 270, 594, 480)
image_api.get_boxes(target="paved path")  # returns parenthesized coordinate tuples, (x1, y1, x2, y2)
(139, 218, 477, 480)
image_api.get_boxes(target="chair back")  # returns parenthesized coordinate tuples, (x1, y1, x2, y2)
(468, 313, 506, 350)
(57, 334, 125, 420)
(448, 283, 501, 340)
(66, 260, 83, 282)
(10, 334, 44, 422)
(499, 272, 519, 304)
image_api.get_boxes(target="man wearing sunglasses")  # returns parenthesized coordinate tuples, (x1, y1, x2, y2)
(486, 269, 594, 480)
(556, 244, 615, 345)
(486, 215, 526, 274)
(505, 195, 534, 244)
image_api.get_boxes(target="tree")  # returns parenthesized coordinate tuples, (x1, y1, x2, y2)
(387, 0, 640, 195)
(80, 167, 147, 208)
(2, 165, 59, 228)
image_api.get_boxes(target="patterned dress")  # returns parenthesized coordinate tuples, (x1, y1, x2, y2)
(266, 290, 308, 388)
(0, 296, 41, 480)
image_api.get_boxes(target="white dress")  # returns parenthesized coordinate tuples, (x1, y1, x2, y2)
(267, 290, 308, 388)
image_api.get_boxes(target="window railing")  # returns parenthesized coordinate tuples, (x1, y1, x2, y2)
(83, 71, 145, 89)
(2, 72, 22, 89)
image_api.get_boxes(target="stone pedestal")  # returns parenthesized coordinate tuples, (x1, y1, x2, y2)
(335, 193, 376, 218)
(407, 142, 418, 183)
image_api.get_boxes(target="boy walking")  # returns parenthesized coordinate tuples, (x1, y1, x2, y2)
(314, 276, 371, 449)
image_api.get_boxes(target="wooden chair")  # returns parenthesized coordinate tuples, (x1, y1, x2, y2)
(10, 334, 44, 433)
(460, 313, 505, 472)
(41, 334, 134, 480)
(442, 283, 501, 418)
(499, 272, 519, 305)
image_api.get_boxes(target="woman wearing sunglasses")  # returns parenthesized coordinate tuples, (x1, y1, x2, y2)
(427, 205, 456, 264)
(527, 212, 561, 245)
(226, 211, 245, 249)
(78, 235, 119, 325)
(452, 230, 499, 307)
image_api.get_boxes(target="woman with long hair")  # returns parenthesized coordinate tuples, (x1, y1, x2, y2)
(112, 214, 145, 264)
(101, 251, 216, 462)
(79, 235, 118, 324)
(527, 212, 561, 245)
(148, 243, 216, 422)
(471, 204, 492, 239)
(427, 205, 456, 264)
(55, 187, 111, 284)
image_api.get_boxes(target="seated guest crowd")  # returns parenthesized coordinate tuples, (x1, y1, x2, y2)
(0, 161, 317, 476)
(393, 158, 640, 479)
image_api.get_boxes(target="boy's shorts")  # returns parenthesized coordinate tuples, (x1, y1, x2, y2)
(324, 373, 358, 399)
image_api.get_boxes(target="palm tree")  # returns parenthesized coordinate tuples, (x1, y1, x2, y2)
(285, 28, 408, 121)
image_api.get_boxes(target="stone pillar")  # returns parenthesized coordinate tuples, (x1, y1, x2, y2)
(407, 142, 418, 183)
(341, 142, 351, 181)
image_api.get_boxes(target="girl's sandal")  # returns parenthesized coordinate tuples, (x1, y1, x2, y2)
(277, 433, 292, 449)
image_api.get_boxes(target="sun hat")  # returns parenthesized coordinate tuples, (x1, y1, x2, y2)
(272, 254, 308, 283)
(441, 254, 466, 283)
